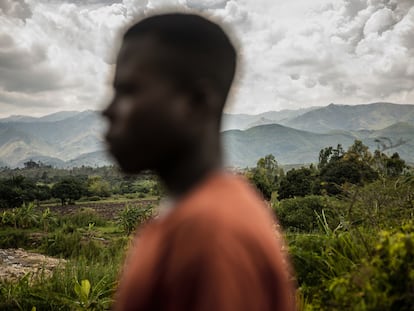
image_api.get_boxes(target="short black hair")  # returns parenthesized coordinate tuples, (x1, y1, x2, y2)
(123, 13, 236, 103)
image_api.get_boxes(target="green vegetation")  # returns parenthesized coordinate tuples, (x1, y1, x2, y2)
(248, 140, 414, 310)
(118, 204, 154, 235)
(1, 140, 413, 310)
(0, 164, 158, 310)
(246, 154, 283, 200)
(0, 202, 148, 310)
(0, 165, 161, 208)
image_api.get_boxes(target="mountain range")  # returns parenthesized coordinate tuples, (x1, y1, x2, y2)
(1, 102, 413, 168)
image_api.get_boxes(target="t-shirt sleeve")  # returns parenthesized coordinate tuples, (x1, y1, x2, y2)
(159, 217, 295, 311)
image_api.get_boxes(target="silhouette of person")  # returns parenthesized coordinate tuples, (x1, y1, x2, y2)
(103, 13, 295, 311)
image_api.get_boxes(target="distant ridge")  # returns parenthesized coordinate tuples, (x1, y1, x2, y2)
(0, 111, 105, 167)
(285, 102, 414, 133)
(222, 123, 357, 167)
(1, 103, 413, 168)
(0, 111, 88, 123)
(221, 106, 319, 131)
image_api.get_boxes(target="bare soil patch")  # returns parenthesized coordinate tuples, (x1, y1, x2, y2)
(0, 248, 65, 282)
(46, 199, 157, 219)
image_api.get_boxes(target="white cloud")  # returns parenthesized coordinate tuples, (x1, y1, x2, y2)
(0, 0, 413, 117)
(363, 7, 395, 35)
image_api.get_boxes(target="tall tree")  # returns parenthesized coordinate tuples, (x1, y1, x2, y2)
(278, 167, 317, 200)
(52, 178, 86, 205)
(248, 154, 282, 200)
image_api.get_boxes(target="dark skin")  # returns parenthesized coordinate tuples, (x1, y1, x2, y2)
(102, 35, 224, 197)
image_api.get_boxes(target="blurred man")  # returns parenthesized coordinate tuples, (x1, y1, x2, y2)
(103, 13, 295, 311)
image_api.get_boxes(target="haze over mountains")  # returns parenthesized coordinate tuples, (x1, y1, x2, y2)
(1, 102, 413, 168)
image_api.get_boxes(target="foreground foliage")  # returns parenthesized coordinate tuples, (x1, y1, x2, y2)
(0, 205, 136, 310)
(327, 223, 414, 311)
(0, 141, 412, 310)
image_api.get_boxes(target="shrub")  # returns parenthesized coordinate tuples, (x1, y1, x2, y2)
(118, 205, 153, 235)
(40, 208, 58, 232)
(274, 196, 341, 232)
(278, 167, 317, 200)
(61, 208, 107, 228)
(342, 178, 414, 229)
(41, 229, 104, 260)
(0, 230, 30, 248)
(1, 203, 40, 229)
(326, 222, 414, 311)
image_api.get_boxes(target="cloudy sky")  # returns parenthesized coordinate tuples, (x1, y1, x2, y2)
(0, 0, 413, 117)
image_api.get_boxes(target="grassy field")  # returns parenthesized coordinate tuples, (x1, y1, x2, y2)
(1, 176, 414, 310)
(0, 197, 155, 310)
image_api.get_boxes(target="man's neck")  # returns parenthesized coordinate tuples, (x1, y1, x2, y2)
(157, 140, 222, 199)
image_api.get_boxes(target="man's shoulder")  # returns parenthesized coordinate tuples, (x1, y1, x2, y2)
(164, 171, 274, 237)
(183, 172, 265, 212)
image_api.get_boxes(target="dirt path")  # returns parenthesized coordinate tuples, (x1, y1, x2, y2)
(0, 248, 65, 282)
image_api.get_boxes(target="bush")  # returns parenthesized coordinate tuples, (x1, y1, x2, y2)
(118, 205, 153, 235)
(0, 230, 30, 248)
(278, 167, 317, 200)
(1, 203, 40, 229)
(342, 178, 414, 229)
(60, 208, 107, 228)
(274, 196, 341, 232)
(41, 229, 106, 260)
(326, 222, 414, 311)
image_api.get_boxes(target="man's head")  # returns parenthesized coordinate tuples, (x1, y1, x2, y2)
(103, 13, 236, 174)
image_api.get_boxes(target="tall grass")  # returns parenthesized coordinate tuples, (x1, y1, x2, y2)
(0, 205, 130, 310)
(0, 257, 121, 310)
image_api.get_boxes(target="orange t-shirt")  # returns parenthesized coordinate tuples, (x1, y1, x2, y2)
(115, 171, 295, 311)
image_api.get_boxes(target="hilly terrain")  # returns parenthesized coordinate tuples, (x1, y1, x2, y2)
(221, 106, 319, 131)
(222, 122, 414, 167)
(0, 111, 106, 167)
(284, 102, 414, 133)
(222, 124, 356, 167)
(0, 103, 413, 168)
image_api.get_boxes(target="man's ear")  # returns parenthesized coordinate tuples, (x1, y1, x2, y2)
(190, 79, 222, 116)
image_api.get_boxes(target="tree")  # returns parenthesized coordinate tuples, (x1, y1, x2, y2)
(0, 176, 39, 208)
(278, 167, 317, 200)
(24, 159, 40, 169)
(344, 140, 372, 164)
(372, 150, 406, 177)
(318, 141, 378, 195)
(385, 152, 406, 177)
(318, 145, 344, 169)
(274, 195, 340, 232)
(33, 184, 52, 206)
(320, 160, 378, 195)
(52, 178, 86, 205)
(0, 180, 22, 208)
(248, 154, 282, 200)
